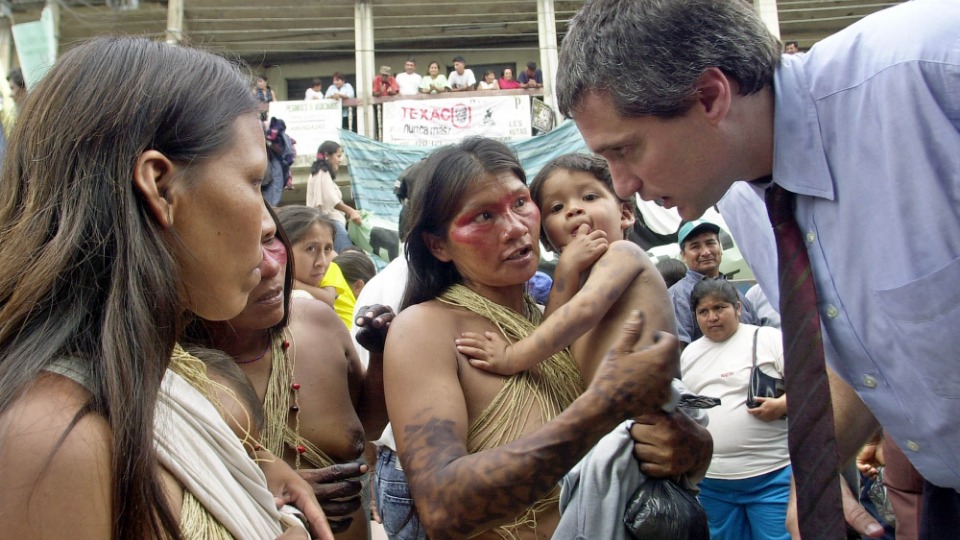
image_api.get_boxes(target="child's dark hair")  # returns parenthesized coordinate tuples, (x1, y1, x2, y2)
(529, 153, 631, 251)
(656, 258, 688, 289)
(182, 344, 266, 435)
(334, 249, 377, 286)
(690, 277, 740, 312)
(310, 140, 341, 178)
(275, 205, 339, 245)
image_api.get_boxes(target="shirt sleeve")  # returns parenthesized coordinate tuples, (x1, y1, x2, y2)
(669, 285, 694, 344)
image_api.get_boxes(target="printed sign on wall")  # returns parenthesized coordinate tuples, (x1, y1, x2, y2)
(268, 99, 343, 167)
(381, 96, 532, 146)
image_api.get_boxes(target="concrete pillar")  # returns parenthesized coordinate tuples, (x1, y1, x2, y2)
(753, 0, 781, 39)
(536, 0, 559, 122)
(354, 0, 375, 137)
(166, 0, 184, 45)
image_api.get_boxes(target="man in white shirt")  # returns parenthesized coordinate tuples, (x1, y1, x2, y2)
(395, 58, 422, 97)
(446, 56, 476, 92)
(324, 72, 355, 129)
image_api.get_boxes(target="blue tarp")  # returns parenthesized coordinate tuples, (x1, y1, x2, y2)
(338, 119, 589, 227)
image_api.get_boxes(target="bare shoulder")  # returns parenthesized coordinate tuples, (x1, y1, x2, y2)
(291, 295, 347, 331)
(605, 239, 654, 264)
(0, 373, 113, 537)
(290, 296, 356, 364)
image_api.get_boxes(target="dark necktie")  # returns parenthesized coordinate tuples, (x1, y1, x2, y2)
(765, 183, 845, 538)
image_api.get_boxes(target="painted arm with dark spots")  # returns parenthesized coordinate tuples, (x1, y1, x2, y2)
(385, 303, 677, 539)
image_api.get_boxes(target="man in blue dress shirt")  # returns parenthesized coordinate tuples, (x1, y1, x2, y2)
(556, 0, 960, 538)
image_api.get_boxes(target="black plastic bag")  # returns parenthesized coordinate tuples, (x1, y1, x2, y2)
(623, 477, 710, 540)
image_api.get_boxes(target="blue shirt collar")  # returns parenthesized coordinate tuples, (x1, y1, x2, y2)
(771, 54, 836, 201)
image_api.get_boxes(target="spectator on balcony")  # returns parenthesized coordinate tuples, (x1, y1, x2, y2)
(518, 61, 543, 89)
(446, 55, 476, 92)
(498, 67, 522, 90)
(784, 41, 800, 54)
(304, 78, 324, 100)
(372, 66, 399, 98)
(419, 61, 448, 94)
(324, 72, 355, 129)
(477, 70, 500, 91)
(395, 58, 422, 96)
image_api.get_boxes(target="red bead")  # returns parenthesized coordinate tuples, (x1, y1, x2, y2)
(291, 383, 301, 390)
(282, 340, 290, 350)
(296, 445, 306, 454)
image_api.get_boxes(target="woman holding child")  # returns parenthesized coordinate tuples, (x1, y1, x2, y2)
(383, 139, 712, 539)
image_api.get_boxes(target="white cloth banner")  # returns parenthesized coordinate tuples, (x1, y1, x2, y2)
(381, 96, 531, 146)
(268, 99, 343, 166)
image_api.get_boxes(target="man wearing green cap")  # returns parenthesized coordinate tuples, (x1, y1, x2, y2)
(669, 219, 759, 347)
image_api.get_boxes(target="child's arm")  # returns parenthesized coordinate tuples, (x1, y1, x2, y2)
(293, 279, 336, 306)
(456, 225, 606, 374)
(458, 239, 652, 375)
(544, 224, 608, 318)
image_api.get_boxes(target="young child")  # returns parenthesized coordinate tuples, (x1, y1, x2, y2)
(455, 153, 677, 383)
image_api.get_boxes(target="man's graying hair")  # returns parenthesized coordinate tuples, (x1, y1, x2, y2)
(556, 0, 782, 119)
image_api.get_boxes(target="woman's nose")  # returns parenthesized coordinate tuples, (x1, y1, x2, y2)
(260, 202, 277, 242)
(502, 213, 528, 240)
(260, 243, 282, 278)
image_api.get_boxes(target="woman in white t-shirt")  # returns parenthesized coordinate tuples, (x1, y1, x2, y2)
(681, 278, 790, 540)
(305, 140, 359, 252)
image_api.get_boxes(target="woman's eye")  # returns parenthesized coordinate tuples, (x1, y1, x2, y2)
(474, 211, 492, 223)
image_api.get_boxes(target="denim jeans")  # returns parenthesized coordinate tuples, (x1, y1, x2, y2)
(332, 219, 352, 253)
(374, 447, 426, 540)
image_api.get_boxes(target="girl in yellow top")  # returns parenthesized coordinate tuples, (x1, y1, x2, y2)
(277, 205, 377, 329)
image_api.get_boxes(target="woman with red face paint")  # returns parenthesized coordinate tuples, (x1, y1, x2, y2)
(681, 278, 790, 540)
(382, 137, 711, 540)
(184, 208, 391, 540)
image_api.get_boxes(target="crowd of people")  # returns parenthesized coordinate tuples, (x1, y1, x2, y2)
(292, 56, 546, 100)
(1, 0, 957, 539)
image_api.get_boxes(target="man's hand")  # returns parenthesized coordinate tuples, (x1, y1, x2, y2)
(355, 304, 395, 353)
(298, 462, 368, 533)
(786, 474, 884, 539)
(746, 395, 787, 422)
(630, 411, 713, 480)
(856, 438, 884, 479)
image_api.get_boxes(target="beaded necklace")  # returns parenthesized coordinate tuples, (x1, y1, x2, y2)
(234, 337, 271, 364)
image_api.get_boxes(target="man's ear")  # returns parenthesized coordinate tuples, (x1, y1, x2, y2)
(423, 232, 452, 262)
(132, 150, 179, 228)
(619, 202, 636, 237)
(694, 67, 733, 125)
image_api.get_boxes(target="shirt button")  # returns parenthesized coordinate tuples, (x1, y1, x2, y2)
(906, 440, 921, 452)
(825, 305, 839, 319)
(806, 231, 816, 244)
(863, 375, 877, 388)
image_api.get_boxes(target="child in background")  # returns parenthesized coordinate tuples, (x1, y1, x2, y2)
(456, 153, 675, 382)
(477, 70, 500, 90)
(276, 205, 339, 304)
